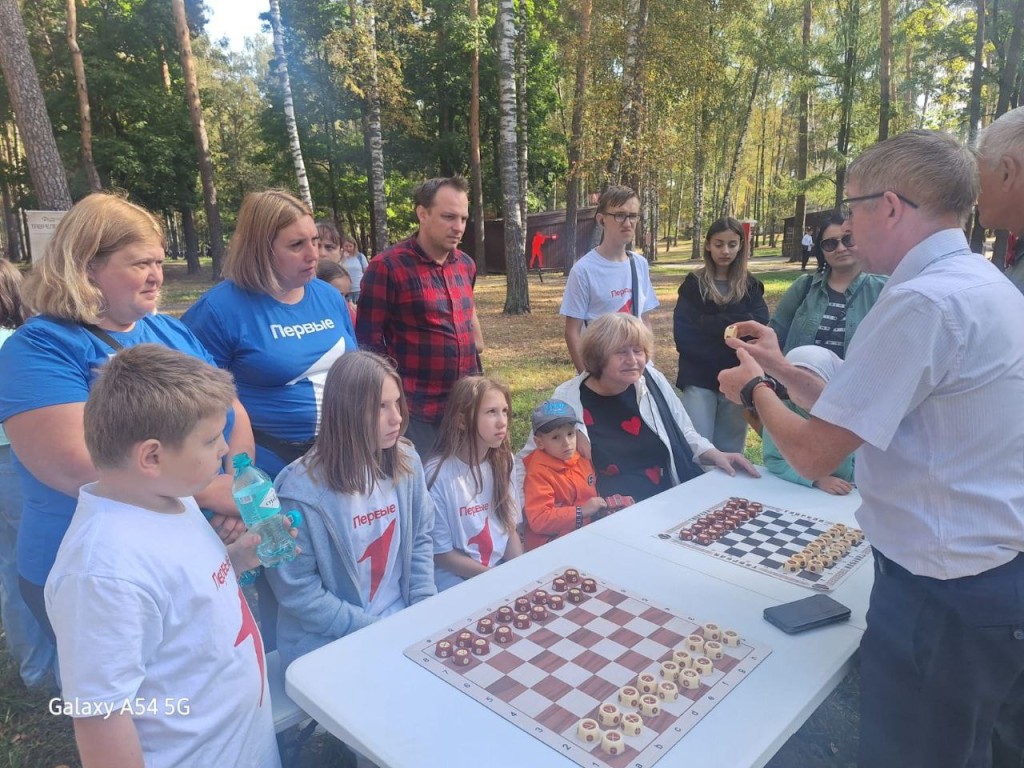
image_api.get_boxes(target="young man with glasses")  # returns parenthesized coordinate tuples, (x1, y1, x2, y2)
(560, 185, 659, 373)
(720, 129, 1024, 768)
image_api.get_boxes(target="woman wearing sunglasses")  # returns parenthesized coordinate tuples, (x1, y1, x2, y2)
(770, 210, 887, 359)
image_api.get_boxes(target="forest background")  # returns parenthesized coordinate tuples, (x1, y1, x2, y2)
(0, 0, 1020, 314)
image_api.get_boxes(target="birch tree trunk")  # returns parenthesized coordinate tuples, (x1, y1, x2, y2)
(66, 0, 101, 192)
(967, 0, 987, 252)
(469, 0, 486, 273)
(498, 0, 528, 314)
(171, 0, 224, 276)
(269, 0, 313, 209)
(691, 98, 705, 260)
(516, 0, 528, 226)
(563, 0, 592, 274)
(0, 0, 72, 209)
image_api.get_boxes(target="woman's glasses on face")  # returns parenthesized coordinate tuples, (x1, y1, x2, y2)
(820, 234, 855, 253)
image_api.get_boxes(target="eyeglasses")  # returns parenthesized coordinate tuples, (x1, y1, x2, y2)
(604, 212, 640, 224)
(840, 191, 919, 219)
(820, 233, 855, 252)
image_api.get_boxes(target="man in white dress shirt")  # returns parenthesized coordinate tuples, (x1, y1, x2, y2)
(720, 129, 1024, 768)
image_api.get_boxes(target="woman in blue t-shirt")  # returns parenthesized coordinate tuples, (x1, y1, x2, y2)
(0, 194, 254, 638)
(183, 190, 357, 478)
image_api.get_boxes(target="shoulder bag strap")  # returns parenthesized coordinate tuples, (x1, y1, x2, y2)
(643, 373, 704, 484)
(81, 324, 124, 351)
(628, 253, 640, 318)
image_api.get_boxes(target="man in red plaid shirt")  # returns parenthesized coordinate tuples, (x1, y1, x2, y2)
(356, 176, 484, 455)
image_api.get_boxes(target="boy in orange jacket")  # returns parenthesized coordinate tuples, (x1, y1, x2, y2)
(522, 399, 633, 550)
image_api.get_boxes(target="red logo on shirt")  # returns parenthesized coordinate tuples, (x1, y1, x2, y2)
(352, 503, 397, 530)
(211, 554, 232, 589)
(357, 518, 396, 601)
(467, 518, 494, 567)
(459, 502, 490, 517)
(233, 587, 266, 707)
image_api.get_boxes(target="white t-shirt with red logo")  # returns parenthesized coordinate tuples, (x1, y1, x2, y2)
(347, 478, 403, 617)
(559, 248, 659, 321)
(427, 456, 519, 591)
(45, 487, 279, 768)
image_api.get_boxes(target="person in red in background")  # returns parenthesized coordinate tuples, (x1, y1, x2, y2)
(522, 399, 633, 550)
(530, 231, 559, 269)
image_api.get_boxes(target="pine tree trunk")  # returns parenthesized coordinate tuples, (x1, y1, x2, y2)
(2, 180, 20, 262)
(66, 0, 101, 192)
(269, 0, 313, 209)
(835, 0, 858, 207)
(349, 0, 388, 253)
(563, 0, 592, 274)
(968, 0, 985, 142)
(793, 0, 811, 260)
(469, 0, 486, 274)
(996, 0, 1024, 118)
(171, 0, 224, 276)
(498, 0, 528, 314)
(606, 0, 647, 188)
(182, 205, 200, 275)
(878, 0, 891, 140)
(721, 65, 762, 217)
(0, 0, 72, 209)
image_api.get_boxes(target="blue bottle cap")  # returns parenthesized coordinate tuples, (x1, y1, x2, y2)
(232, 453, 253, 471)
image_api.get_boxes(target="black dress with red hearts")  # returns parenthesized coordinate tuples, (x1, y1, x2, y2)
(580, 383, 672, 502)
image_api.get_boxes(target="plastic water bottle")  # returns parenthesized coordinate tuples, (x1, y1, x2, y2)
(231, 453, 301, 568)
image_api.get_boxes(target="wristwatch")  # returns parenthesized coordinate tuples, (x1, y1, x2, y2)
(740, 375, 786, 410)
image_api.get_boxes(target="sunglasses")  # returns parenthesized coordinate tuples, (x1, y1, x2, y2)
(820, 234, 855, 253)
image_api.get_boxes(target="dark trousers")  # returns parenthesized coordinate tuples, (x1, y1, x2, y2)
(404, 417, 440, 460)
(801, 247, 812, 269)
(860, 550, 1024, 768)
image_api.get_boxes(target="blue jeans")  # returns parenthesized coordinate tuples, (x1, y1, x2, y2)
(680, 385, 749, 455)
(0, 445, 56, 688)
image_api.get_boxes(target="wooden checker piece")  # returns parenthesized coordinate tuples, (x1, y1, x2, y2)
(657, 498, 872, 592)
(406, 566, 770, 768)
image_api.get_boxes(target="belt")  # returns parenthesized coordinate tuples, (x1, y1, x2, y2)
(874, 549, 1024, 581)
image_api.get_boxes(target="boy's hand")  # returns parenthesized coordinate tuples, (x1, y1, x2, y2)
(227, 515, 301, 574)
(603, 494, 635, 512)
(813, 476, 853, 495)
(581, 497, 608, 518)
(209, 513, 247, 545)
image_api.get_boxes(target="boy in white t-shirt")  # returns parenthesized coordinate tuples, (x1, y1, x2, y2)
(45, 345, 282, 768)
(560, 185, 659, 372)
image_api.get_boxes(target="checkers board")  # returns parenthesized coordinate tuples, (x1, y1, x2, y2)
(656, 498, 872, 592)
(404, 567, 770, 768)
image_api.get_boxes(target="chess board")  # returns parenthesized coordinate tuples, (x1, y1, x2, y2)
(404, 567, 770, 768)
(656, 498, 872, 592)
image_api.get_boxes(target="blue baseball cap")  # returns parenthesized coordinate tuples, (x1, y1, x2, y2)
(532, 399, 581, 433)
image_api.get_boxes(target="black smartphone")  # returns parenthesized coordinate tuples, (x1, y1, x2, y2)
(763, 594, 851, 634)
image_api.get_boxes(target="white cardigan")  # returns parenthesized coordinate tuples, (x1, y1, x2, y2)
(516, 364, 715, 494)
